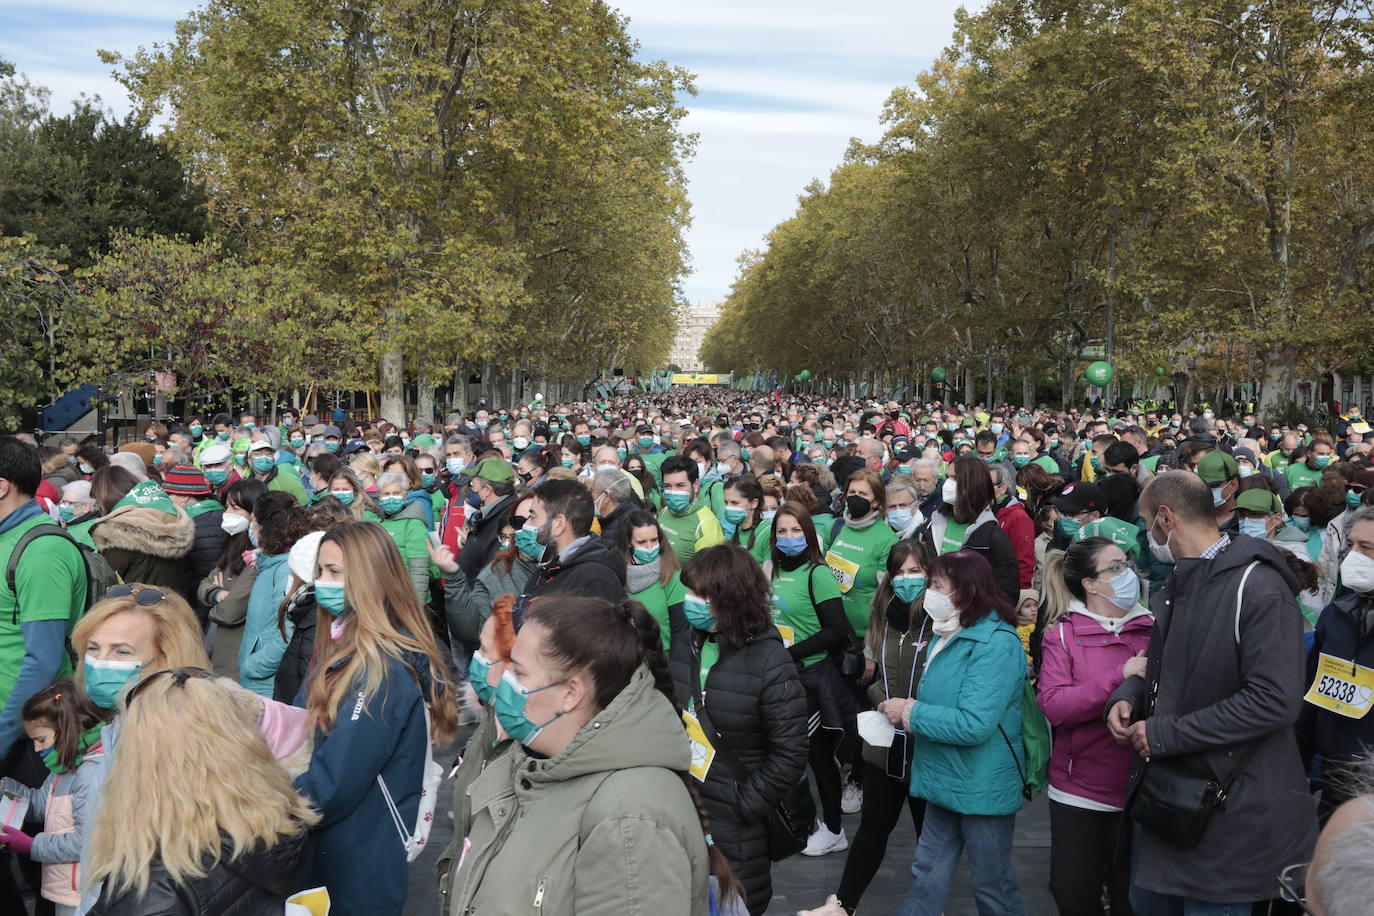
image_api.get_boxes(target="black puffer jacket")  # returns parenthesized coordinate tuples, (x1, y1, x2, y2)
(88, 830, 309, 915)
(273, 585, 317, 704)
(669, 627, 808, 915)
(458, 493, 515, 586)
(918, 510, 1020, 605)
(526, 536, 627, 603)
(184, 504, 225, 628)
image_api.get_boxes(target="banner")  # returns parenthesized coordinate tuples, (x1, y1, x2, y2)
(671, 373, 728, 386)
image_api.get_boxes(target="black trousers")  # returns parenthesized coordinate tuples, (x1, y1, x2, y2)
(1048, 799, 1132, 916)
(0, 740, 50, 916)
(835, 761, 926, 910)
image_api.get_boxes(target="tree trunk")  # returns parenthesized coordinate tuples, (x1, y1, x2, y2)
(416, 377, 434, 423)
(1059, 356, 1075, 411)
(379, 345, 404, 424)
(1257, 346, 1298, 417)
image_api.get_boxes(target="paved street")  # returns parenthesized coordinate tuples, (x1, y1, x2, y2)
(405, 724, 1056, 915)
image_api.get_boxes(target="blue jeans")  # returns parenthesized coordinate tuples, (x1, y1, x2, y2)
(896, 802, 1028, 916)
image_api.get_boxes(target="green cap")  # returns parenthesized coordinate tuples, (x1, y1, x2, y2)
(1075, 517, 1140, 557)
(411, 433, 436, 450)
(1235, 489, 1282, 515)
(1197, 450, 1239, 485)
(1032, 455, 1060, 473)
(470, 456, 514, 485)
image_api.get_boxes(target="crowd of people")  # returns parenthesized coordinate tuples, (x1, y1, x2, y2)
(0, 392, 1371, 915)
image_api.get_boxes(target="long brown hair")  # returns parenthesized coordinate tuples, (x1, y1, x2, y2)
(769, 503, 824, 570)
(680, 544, 772, 648)
(866, 539, 932, 657)
(304, 522, 457, 745)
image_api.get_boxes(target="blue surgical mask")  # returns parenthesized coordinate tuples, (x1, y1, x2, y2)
(190, 425, 203, 438)
(761, 509, 777, 522)
(887, 508, 914, 532)
(251, 455, 275, 474)
(1211, 486, 1226, 507)
(330, 489, 355, 506)
(1013, 455, 1031, 469)
(1348, 489, 1362, 510)
(314, 580, 348, 616)
(723, 506, 748, 525)
(1291, 516, 1312, 533)
(379, 496, 405, 516)
(892, 573, 926, 605)
(59, 504, 75, 523)
(683, 593, 715, 631)
(494, 669, 567, 745)
(664, 490, 692, 513)
(247, 525, 259, 548)
(420, 471, 436, 488)
(560, 458, 575, 469)
(515, 525, 543, 561)
(1101, 567, 1140, 611)
(468, 651, 496, 705)
(633, 545, 661, 564)
(446, 458, 465, 475)
(1239, 517, 1270, 539)
(1057, 516, 1082, 538)
(576, 434, 591, 447)
(83, 656, 143, 709)
(776, 535, 808, 556)
(290, 436, 305, 448)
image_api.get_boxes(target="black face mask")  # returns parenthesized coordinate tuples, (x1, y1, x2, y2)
(846, 495, 872, 519)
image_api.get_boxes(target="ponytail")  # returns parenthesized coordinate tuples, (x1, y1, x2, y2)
(1040, 549, 1072, 629)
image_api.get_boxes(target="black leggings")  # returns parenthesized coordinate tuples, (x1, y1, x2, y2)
(1048, 799, 1132, 916)
(810, 727, 844, 832)
(835, 761, 926, 910)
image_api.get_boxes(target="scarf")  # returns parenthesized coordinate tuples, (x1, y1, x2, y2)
(885, 598, 914, 632)
(926, 615, 964, 665)
(843, 511, 879, 531)
(45, 723, 105, 774)
(626, 558, 662, 595)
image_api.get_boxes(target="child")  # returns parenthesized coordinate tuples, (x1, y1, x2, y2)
(0, 680, 108, 916)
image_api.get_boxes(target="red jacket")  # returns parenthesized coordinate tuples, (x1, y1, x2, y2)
(995, 498, 1036, 588)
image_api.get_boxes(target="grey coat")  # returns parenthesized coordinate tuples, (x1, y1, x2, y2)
(1107, 534, 1318, 903)
(442, 554, 534, 646)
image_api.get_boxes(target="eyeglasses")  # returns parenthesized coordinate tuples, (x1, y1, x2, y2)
(123, 666, 214, 707)
(105, 585, 165, 607)
(1276, 862, 1314, 915)
(1095, 562, 1129, 578)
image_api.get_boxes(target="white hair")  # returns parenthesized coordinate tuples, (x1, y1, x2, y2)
(108, 453, 148, 482)
(62, 480, 92, 503)
(1317, 813, 1374, 916)
(376, 471, 409, 491)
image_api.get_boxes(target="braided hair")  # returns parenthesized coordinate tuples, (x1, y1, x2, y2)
(523, 595, 743, 904)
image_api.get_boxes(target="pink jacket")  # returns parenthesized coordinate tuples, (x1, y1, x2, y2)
(1037, 604, 1153, 808)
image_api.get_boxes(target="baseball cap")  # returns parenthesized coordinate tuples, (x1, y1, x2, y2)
(1235, 489, 1282, 515)
(247, 439, 274, 453)
(1197, 450, 1239, 485)
(470, 456, 515, 485)
(1052, 482, 1106, 516)
(198, 444, 231, 466)
(1075, 517, 1140, 557)
(321, 425, 342, 439)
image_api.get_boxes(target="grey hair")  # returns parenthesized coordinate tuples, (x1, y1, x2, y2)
(108, 452, 148, 482)
(1316, 807, 1374, 916)
(887, 477, 917, 503)
(62, 480, 92, 503)
(991, 463, 1018, 488)
(912, 459, 938, 474)
(716, 439, 741, 460)
(594, 468, 637, 505)
(376, 471, 409, 491)
(1350, 507, 1374, 528)
(445, 433, 474, 451)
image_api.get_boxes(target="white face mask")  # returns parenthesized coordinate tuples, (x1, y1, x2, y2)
(941, 478, 958, 506)
(923, 588, 958, 622)
(220, 513, 250, 536)
(1147, 515, 1174, 564)
(1341, 551, 1374, 594)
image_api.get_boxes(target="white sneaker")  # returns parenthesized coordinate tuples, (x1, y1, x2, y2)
(801, 823, 849, 857)
(841, 783, 863, 814)
(796, 895, 848, 916)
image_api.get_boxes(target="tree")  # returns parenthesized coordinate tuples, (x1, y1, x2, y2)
(106, 0, 693, 421)
(0, 235, 74, 426)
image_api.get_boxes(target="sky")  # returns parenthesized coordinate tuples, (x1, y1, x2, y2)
(0, 0, 979, 305)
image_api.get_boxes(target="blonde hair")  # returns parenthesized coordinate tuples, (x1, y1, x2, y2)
(350, 452, 382, 482)
(306, 522, 457, 744)
(326, 469, 373, 521)
(71, 587, 209, 692)
(1040, 550, 1073, 629)
(86, 674, 318, 897)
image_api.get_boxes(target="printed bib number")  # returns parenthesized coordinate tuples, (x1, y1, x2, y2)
(1304, 653, 1374, 719)
(682, 711, 716, 781)
(825, 551, 859, 594)
(775, 623, 795, 647)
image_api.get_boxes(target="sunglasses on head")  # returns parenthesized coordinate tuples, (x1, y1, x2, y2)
(123, 666, 214, 707)
(105, 585, 165, 607)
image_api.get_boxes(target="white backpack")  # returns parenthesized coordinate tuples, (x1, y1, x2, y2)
(377, 701, 442, 862)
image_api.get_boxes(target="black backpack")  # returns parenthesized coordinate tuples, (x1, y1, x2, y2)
(6, 524, 120, 624)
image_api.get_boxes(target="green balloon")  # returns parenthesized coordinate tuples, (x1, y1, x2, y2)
(931, 367, 947, 383)
(1084, 361, 1114, 386)
(799, 369, 812, 382)
(1155, 366, 1167, 378)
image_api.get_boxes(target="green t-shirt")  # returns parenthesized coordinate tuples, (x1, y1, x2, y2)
(1286, 462, 1324, 491)
(939, 520, 971, 555)
(699, 636, 719, 691)
(824, 521, 898, 637)
(0, 516, 86, 705)
(771, 562, 844, 666)
(658, 499, 725, 569)
(813, 513, 836, 549)
(630, 570, 687, 653)
(184, 498, 223, 519)
(731, 520, 773, 567)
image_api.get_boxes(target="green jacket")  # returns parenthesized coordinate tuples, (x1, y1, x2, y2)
(449, 665, 710, 916)
(380, 499, 432, 604)
(259, 466, 308, 505)
(658, 490, 725, 569)
(436, 712, 513, 903)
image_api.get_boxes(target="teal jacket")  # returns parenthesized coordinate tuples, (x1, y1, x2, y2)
(239, 551, 295, 697)
(907, 611, 1025, 816)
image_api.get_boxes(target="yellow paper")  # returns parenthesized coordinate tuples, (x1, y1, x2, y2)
(1303, 653, 1374, 719)
(682, 711, 716, 782)
(286, 888, 331, 916)
(825, 551, 859, 594)
(775, 623, 795, 647)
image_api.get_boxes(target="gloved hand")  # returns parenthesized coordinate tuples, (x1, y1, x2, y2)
(1, 825, 33, 855)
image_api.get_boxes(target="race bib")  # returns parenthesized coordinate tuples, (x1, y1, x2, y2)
(681, 711, 716, 782)
(775, 623, 795, 647)
(1304, 653, 1374, 719)
(825, 551, 859, 594)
